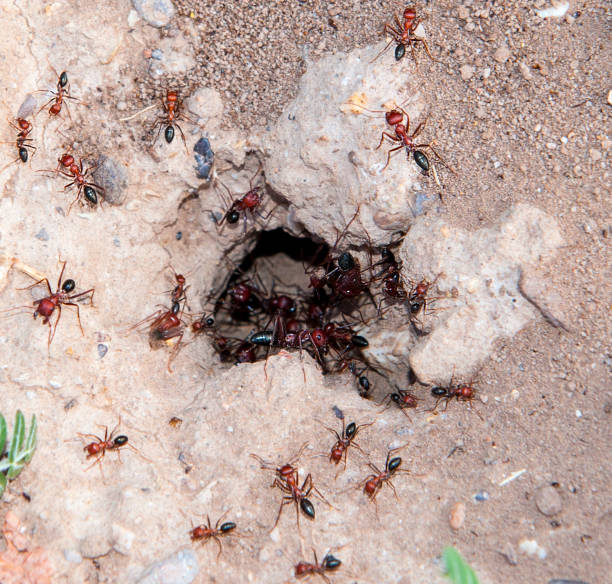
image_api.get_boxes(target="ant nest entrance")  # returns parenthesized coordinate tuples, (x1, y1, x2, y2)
(198, 226, 417, 400)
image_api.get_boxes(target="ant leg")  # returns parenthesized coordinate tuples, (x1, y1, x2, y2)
(63, 301, 84, 335)
(414, 37, 440, 63)
(411, 117, 428, 139)
(386, 479, 400, 500)
(174, 123, 189, 155)
(213, 535, 223, 559)
(17, 277, 53, 296)
(48, 304, 62, 346)
(383, 145, 404, 170)
(56, 261, 67, 290)
(376, 131, 400, 151)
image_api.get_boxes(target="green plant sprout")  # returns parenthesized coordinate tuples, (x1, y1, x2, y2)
(442, 547, 480, 584)
(0, 410, 37, 498)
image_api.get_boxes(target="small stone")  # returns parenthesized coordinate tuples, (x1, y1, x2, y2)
(519, 62, 533, 81)
(535, 485, 562, 516)
(589, 148, 602, 161)
(35, 228, 49, 241)
(127, 9, 140, 26)
(112, 523, 135, 555)
(63, 549, 82, 563)
(97, 344, 108, 358)
(608, 89, 612, 106)
(48, 379, 61, 389)
(457, 6, 470, 20)
(151, 48, 164, 60)
(449, 502, 466, 530)
(137, 548, 199, 584)
(494, 45, 511, 64)
(519, 538, 547, 559)
(474, 490, 489, 502)
(193, 137, 214, 180)
(131, 0, 175, 28)
(501, 543, 518, 565)
(549, 580, 590, 584)
(95, 155, 129, 205)
(460, 64, 474, 81)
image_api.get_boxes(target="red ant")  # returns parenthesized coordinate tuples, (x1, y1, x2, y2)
(381, 389, 418, 419)
(406, 275, 445, 326)
(52, 153, 106, 213)
(430, 375, 482, 418)
(212, 170, 271, 233)
(372, 6, 438, 63)
(129, 301, 186, 372)
(323, 418, 372, 468)
(251, 443, 329, 529)
(295, 550, 342, 583)
(2, 261, 94, 347)
(37, 70, 76, 117)
(371, 246, 407, 313)
(189, 512, 237, 558)
(362, 448, 409, 503)
(77, 420, 138, 473)
(9, 117, 35, 163)
(152, 89, 191, 150)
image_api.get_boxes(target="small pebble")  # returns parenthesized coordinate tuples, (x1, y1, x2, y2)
(494, 45, 511, 64)
(589, 149, 602, 161)
(176, 231, 182, 240)
(95, 155, 128, 205)
(501, 543, 518, 565)
(535, 485, 563, 516)
(549, 580, 590, 584)
(137, 548, 199, 584)
(474, 490, 489, 502)
(519, 62, 533, 81)
(449, 502, 465, 530)
(131, 0, 175, 28)
(97, 344, 108, 359)
(35, 228, 49, 241)
(193, 137, 214, 180)
(460, 64, 474, 81)
(112, 523, 135, 555)
(127, 9, 140, 26)
(63, 549, 82, 563)
(151, 48, 163, 60)
(519, 538, 547, 559)
(48, 379, 61, 389)
(608, 89, 612, 106)
(332, 405, 344, 419)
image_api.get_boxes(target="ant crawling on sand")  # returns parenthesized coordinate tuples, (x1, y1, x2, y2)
(151, 89, 194, 151)
(372, 6, 438, 64)
(322, 418, 372, 469)
(2, 261, 94, 347)
(189, 512, 238, 558)
(430, 371, 482, 418)
(77, 419, 140, 473)
(7, 117, 35, 164)
(362, 448, 409, 503)
(294, 550, 342, 583)
(37, 69, 77, 118)
(381, 388, 418, 419)
(48, 153, 106, 212)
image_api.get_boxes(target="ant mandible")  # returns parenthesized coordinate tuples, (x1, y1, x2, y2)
(53, 153, 106, 213)
(294, 550, 342, 583)
(189, 512, 237, 558)
(372, 6, 438, 63)
(4, 261, 95, 347)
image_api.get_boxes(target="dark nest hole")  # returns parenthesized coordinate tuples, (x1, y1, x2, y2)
(194, 227, 403, 399)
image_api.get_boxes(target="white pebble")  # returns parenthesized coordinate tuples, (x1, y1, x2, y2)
(575, 409, 582, 418)
(519, 538, 547, 559)
(535, 2, 569, 19)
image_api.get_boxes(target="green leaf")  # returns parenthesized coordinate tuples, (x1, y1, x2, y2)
(23, 414, 37, 463)
(8, 410, 25, 465)
(0, 473, 6, 499)
(443, 547, 480, 584)
(0, 413, 6, 456)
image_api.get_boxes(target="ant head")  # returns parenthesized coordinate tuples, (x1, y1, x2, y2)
(388, 457, 402, 473)
(322, 554, 342, 570)
(17, 118, 30, 130)
(59, 71, 68, 87)
(404, 7, 417, 21)
(190, 525, 206, 540)
(390, 393, 401, 404)
(311, 329, 327, 348)
(300, 498, 315, 519)
(164, 125, 175, 143)
(84, 186, 98, 205)
(60, 153, 74, 167)
(62, 279, 76, 293)
(227, 210, 240, 224)
(345, 422, 357, 439)
(385, 111, 403, 126)
(338, 252, 355, 272)
(219, 521, 236, 533)
(113, 435, 128, 447)
(395, 43, 406, 61)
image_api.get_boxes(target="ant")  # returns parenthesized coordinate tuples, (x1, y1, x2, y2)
(9, 117, 35, 163)
(77, 420, 136, 472)
(212, 169, 271, 233)
(189, 512, 237, 558)
(37, 69, 76, 117)
(381, 389, 418, 419)
(295, 550, 342, 583)
(251, 443, 329, 529)
(3, 261, 95, 347)
(371, 246, 407, 313)
(430, 376, 482, 418)
(52, 153, 106, 213)
(362, 448, 409, 503)
(152, 89, 191, 150)
(323, 418, 372, 468)
(372, 6, 438, 63)
(129, 301, 186, 372)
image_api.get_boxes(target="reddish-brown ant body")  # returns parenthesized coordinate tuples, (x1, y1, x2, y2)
(52, 153, 106, 212)
(362, 449, 409, 502)
(152, 89, 190, 148)
(295, 550, 342, 583)
(9, 117, 35, 163)
(189, 513, 237, 558)
(431, 381, 479, 414)
(77, 421, 132, 472)
(4, 261, 95, 347)
(324, 418, 372, 468)
(382, 389, 418, 419)
(373, 6, 437, 63)
(38, 70, 76, 117)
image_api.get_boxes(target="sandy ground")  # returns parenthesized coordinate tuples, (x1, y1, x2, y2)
(0, 1, 610, 583)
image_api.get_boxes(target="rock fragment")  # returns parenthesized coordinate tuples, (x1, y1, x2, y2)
(131, 0, 175, 28)
(535, 485, 563, 516)
(137, 548, 199, 584)
(449, 502, 466, 530)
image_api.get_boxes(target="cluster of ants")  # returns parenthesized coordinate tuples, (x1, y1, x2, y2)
(2, 5, 477, 580)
